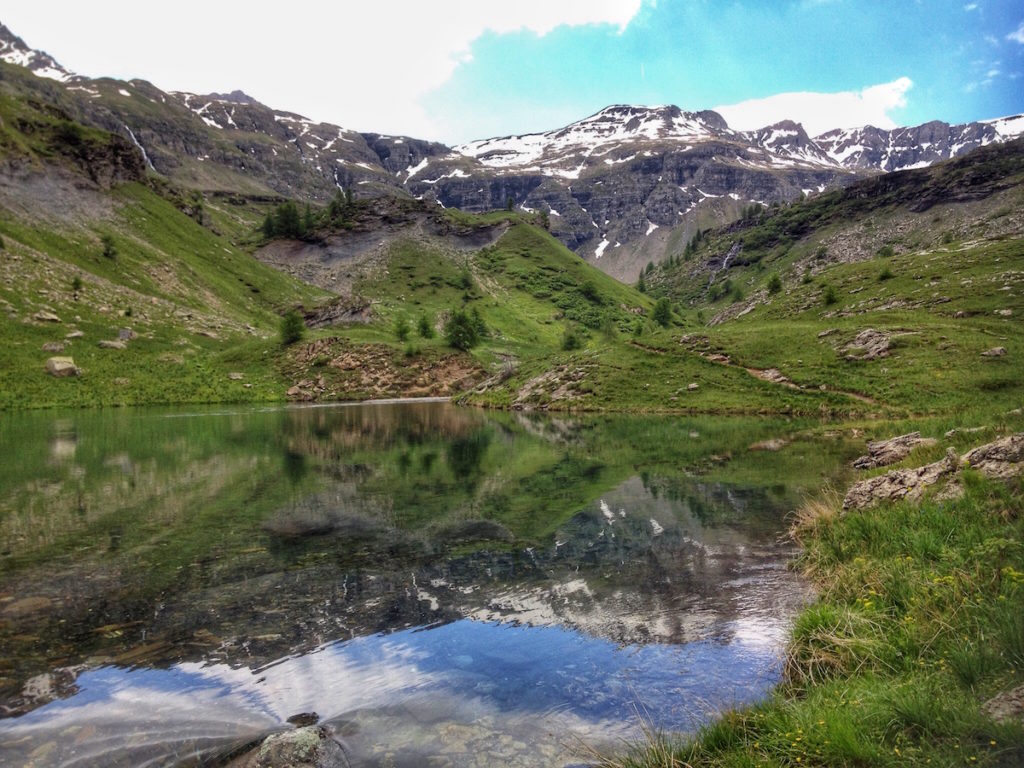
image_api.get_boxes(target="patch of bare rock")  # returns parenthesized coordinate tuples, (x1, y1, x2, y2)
(843, 433, 1023, 510)
(840, 328, 890, 360)
(852, 431, 937, 469)
(983, 684, 1024, 726)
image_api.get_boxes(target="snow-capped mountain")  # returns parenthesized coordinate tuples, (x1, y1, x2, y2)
(0, 23, 75, 82)
(456, 105, 738, 177)
(816, 115, 1024, 172)
(1, 21, 1022, 280)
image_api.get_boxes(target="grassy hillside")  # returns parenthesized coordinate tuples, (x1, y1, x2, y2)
(639, 141, 1024, 418)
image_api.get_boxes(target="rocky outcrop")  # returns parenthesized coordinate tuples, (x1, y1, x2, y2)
(843, 433, 1024, 510)
(841, 329, 890, 360)
(843, 448, 959, 510)
(981, 346, 1007, 357)
(852, 432, 937, 469)
(961, 433, 1024, 479)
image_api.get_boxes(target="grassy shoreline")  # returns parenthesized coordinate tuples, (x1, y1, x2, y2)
(605, 469, 1024, 767)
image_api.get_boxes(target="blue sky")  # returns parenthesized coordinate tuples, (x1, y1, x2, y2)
(4, 1, 1023, 142)
(426, 0, 1024, 141)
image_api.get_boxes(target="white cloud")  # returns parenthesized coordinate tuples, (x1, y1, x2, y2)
(1008, 22, 1024, 43)
(714, 77, 914, 136)
(963, 3, 978, 11)
(1, 1, 643, 140)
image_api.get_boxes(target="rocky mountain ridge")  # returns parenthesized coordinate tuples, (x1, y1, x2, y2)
(2, 22, 1022, 280)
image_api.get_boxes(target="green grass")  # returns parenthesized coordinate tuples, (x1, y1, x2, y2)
(604, 471, 1024, 768)
(667, 236, 1024, 417)
(0, 179, 327, 409)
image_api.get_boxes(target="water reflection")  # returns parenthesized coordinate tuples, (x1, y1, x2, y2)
(0, 403, 850, 766)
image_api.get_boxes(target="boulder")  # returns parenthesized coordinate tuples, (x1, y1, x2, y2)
(117, 328, 138, 341)
(45, 357, 80, 377)
(41, 341, 65, 353)
(687, 382, 699, 391)
(98, 340, 127, 350)
(65, 330, 85, 339)
(843, 448, 959, 510)
(961, 433, 1024, 480)
(228, 372, 245, 380)
(981, 346, 1007, 357)
(852, 431, 937, 469)
(32, 310, 61, 323)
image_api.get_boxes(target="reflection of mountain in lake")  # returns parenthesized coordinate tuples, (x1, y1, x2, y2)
(0, 404, 847, 765)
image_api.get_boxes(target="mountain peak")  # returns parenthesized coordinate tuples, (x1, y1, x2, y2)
(205, 89, 260, 106)
(0, 22, 75, 82)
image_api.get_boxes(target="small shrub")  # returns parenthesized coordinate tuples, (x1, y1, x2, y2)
(767, 273, 782, 294)
(124, 306, 132, 318)
(802, 269, 814, 285)
(579, 280, 600, 302)
(101, 234, 117, 260)
(730, 285, 744, 303)
(823, 284, 839, 306)
(878, 264, 894, 281)
(815, 245, 828, 260)
(280, 309, 305, 346)
(394, 316, 410, 342)
(403, 343, 419, 358)
(71, 276, 83, 292)
(561, 326, 582, 351)
(941, 230, 954, 245)
(877, 244, 895, 258)
(417, 314, 435, 339)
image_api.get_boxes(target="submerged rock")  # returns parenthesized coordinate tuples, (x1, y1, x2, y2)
(852, 431, 937, 469)
(253, 726, 349, 768)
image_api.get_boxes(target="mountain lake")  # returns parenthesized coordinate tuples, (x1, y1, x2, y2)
(0, 402, 857, 767)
